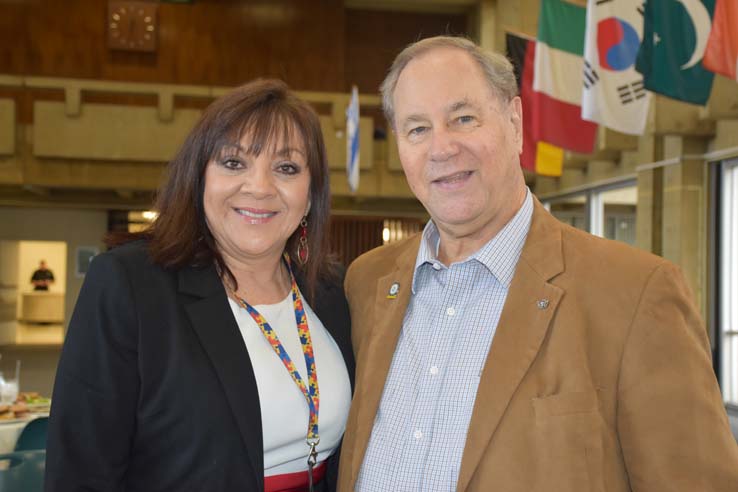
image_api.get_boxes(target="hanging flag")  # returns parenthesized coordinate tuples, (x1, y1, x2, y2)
(702, 0, 738, 81)
(346, 86, 360, 193)
(583, 0, 651, 135)
(636, 0, 716, 105)
(533, 0, 597, 154)
(507, 32, 528, 93)
(535, 141, 565, 177)
(507, 32, 538, 172)
(507, 32, 565, 177)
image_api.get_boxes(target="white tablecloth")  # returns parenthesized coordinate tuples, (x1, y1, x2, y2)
(0, 419, 31, 453)
(0, 414, 48, 454)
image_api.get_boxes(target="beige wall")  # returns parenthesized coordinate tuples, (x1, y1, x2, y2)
(0, 241, 18, 287)
(0, 206, 107, 395)
(0, 241, 19, 325)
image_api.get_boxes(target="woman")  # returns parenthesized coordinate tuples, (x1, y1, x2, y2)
(46, 79, 354, 492)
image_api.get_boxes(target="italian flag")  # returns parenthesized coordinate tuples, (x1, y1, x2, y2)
(532, 0, 597, 154)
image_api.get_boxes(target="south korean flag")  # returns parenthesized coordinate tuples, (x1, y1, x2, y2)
(582, 0, 651, 135)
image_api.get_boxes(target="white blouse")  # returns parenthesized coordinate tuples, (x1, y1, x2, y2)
(228, 291, 352, 476)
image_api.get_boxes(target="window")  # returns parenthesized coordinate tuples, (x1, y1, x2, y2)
(547, 194, 587, 231)
(597, 185, 637, 246)
(720, 158, 738, 405)
(543, 180, 637, 247)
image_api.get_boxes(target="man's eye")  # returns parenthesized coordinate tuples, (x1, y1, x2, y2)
(408, 126, 428, 137)
(457, 115, 475, 124)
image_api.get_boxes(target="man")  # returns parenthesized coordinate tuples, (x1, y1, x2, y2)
(31, 260, 54, 291)
(337, 36, 738, 491)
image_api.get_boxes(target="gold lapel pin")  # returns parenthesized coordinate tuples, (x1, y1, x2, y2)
(387, 282, 400, 299)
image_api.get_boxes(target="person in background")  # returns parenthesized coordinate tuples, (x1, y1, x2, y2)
(46, 79, 354, 492)
(30, 260, 54, 291)
(337, 36, 738, 491)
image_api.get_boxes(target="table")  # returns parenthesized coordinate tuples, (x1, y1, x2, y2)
(0, 416, 47, 454)
(20, 293, 64, 323)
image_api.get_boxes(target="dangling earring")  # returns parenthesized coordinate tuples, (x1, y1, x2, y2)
(297, 217, 309, 265)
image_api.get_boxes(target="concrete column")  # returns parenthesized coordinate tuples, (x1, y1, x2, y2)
(587, 160, 618, 181)
(559, 167, 587, 189)
(661, 136, 709, 317)
(534, 175, 560, 196)
(711, 119, 738, 152)
(636, 167, 662, 255)
(478, 0, 497, 52)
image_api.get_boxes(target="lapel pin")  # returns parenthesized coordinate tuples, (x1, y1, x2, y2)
(537, 299, 550, 310)
(387, 282, 400, 299)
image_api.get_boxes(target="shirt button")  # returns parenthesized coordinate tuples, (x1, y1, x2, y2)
(446, 307, 456, 316)
(432, 262, 441, 270)
(429, 365, 439, 375)
(414, 429, 423, 440)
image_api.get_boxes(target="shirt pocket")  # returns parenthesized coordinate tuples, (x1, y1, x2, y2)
(531, 391, 606, 492)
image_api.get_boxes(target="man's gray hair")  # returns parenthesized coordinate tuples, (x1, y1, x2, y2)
(380, 36, 518, 128)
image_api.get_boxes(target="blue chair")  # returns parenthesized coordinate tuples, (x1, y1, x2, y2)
(14, 417, 48, 451)
(0, 450, 45, 492)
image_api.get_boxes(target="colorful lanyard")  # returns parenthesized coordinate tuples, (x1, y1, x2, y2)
(232, 255, 321, 486)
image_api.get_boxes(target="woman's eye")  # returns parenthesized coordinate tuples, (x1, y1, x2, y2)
(276, 162, 300, 175)
(221, 157, 243, 170)
(457, 115, 475, 124)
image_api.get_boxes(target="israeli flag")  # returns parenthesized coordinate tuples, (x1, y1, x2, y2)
(346, 86, 360, 193)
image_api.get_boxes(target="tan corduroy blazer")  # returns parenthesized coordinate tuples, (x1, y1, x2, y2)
(337, 199, 738, 492)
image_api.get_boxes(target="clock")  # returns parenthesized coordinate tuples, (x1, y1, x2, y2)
(107, 1, 158, 52)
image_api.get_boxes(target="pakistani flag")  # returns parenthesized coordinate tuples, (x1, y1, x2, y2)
(635, 0, 716, 105)
(582, 0, 651, 135)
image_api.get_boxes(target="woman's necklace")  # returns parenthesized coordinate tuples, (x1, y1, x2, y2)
(229, 254, 320, 491)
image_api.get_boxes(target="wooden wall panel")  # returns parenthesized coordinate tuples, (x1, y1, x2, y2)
(1, 0, 346, 91)
(0, 2, 27, 75)
(1, 2, 470, 96)
(329, 215, 424, 266)
(345, 9, 469, 95)
(329, 215, 383, 266)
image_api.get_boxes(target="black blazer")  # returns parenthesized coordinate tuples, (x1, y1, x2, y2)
(45, 241, 354, 492)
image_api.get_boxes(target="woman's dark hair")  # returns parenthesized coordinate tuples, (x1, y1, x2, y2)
(107, 79, 335, 302)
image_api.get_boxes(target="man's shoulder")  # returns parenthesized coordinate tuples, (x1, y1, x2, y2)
(346, 234, 421, 282)
(562, 222, 663, 268)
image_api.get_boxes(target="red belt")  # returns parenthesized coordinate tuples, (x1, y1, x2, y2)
(264, 462, 327, 492)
